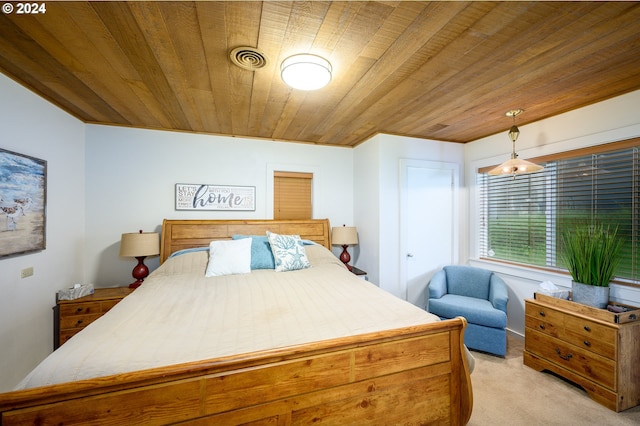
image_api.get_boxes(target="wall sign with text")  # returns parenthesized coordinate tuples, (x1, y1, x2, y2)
(175, 184, 255, 211)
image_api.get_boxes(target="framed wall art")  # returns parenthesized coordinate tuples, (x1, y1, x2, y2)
(0, 148, 47, 257)
(175, 184, 255, 211)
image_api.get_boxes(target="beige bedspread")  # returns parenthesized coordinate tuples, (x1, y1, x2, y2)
(17, 245, 441, 389)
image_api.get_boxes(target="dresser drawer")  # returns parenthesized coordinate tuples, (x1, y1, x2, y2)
(525, 302, 564, 338)
(563, 315, 616, 359)
(526, 328, 616, 390)
(525, 295, 640, 412)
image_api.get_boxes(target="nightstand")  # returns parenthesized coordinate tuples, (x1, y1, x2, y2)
(351, 266, 368, 280)
(54, 287, 133, 349)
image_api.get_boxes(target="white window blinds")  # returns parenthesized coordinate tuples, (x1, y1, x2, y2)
(478, 140, 640, 285)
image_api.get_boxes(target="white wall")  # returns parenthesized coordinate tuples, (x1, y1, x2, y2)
(84, 125, 355, 286)
(0, 74, 85, 391)
(465, 90, 640, 336)
(354, 134, 464, 301)
(352, 138, 380, 283)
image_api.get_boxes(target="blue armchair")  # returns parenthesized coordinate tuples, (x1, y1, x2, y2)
(427, 265, 508, 356)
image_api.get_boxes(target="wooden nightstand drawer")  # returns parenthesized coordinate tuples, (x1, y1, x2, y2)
(54, 287, 132, 349)
(101, 299, 121, 312)
(59, 313, 103, 330)
(59, 301, 102, 317)
(59, 328, 87, 346)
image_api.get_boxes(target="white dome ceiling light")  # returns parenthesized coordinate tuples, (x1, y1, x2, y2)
(281, 54, 332, 91)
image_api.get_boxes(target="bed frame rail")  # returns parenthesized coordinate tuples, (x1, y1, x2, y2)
(0, 318, 472, 425)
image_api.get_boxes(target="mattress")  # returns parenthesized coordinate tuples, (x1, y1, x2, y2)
(17, 244, 441, 389)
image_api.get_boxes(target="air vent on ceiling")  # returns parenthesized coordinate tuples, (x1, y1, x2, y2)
(229, 47, 268, 71)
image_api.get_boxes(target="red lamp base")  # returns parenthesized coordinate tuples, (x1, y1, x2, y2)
(128, 256, 149, 289)
(339, 245, 352, 271)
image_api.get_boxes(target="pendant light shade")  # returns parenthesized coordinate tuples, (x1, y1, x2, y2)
(281, 54, 332, 90)
(488, 109, 544, 177)
(488, 157, 544, 176)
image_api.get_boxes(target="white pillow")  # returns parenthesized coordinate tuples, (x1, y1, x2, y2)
(266, 231, 311, 272)
(205, 238, 252, 277)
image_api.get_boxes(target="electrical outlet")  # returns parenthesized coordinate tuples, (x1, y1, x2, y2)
(21, 267, 34, 278)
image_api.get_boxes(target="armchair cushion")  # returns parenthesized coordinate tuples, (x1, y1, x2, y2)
(429, 295, 507, 329)
(443, 265, 492, 300)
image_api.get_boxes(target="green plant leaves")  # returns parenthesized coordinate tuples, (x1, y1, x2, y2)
(560, 223, 623, 287)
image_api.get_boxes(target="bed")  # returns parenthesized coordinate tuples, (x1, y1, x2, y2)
(0, 219, 472, 425)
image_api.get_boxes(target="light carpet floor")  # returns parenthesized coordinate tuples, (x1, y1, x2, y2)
(467, 333, 640, 425)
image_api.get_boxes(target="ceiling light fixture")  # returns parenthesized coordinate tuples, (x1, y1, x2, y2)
(488, 109, 544, 178)
(281, 54, 332, 90)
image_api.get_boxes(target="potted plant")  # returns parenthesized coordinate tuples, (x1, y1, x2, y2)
(560, 222, 623, 308)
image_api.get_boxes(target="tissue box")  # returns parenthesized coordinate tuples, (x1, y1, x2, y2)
(538, 288, 570, 300)
(538, 280, 570, 300)
(57, 283, 94, 301)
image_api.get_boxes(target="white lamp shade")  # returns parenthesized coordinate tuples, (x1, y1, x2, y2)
(281, 54, 332, 90)
(488, 158, 544, 176)
(119, 232, 160, 257)
(331, 226, 358, 246)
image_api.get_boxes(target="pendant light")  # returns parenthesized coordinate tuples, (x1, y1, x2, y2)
(488, 109, 544, 178)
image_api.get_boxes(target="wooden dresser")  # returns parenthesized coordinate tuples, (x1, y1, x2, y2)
(524, 293, 640, 412)
(54, 287, 133, 349)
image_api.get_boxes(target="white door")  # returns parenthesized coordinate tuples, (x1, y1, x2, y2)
(400, 160, 458, 308)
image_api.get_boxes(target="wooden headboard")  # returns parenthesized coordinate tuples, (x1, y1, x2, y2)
(160, 219, 331, 263)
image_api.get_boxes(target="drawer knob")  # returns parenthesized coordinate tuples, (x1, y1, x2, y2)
(584, 340, 591, 347)
(539, 324, 546, 330)
(555, 348, 573, 361)
(583, 326, 591, 332)
(539, 311, 546, 317)
(76, 319, 84, 325)
(76, 307, 83, 312)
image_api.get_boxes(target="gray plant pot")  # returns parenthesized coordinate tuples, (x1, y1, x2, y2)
(571, 281, 610, 309)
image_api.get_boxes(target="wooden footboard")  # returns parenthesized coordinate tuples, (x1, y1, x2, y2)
(0, 318, 472, 425)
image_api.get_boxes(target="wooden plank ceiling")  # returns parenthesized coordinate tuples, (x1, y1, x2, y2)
(1, 1, 639, 146)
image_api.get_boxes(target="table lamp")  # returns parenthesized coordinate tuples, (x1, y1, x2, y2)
(119, 230, 160, 289)
(331, 225, 358, 271)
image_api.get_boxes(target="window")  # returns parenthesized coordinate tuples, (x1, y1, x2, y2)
(477, 139, 640, 285)
(273, 171, 312, 220)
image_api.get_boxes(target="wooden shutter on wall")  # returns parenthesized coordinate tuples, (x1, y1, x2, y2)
(274, 171, 312, 220)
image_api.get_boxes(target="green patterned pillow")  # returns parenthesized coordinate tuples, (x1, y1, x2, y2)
(266, 231, 311, 272)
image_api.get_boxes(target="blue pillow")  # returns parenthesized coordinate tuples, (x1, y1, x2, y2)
(168, 246, 208, 259)
(232, 235, 275, 269)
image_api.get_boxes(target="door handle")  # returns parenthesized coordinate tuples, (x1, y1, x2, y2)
(407, 253, 414, 258)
